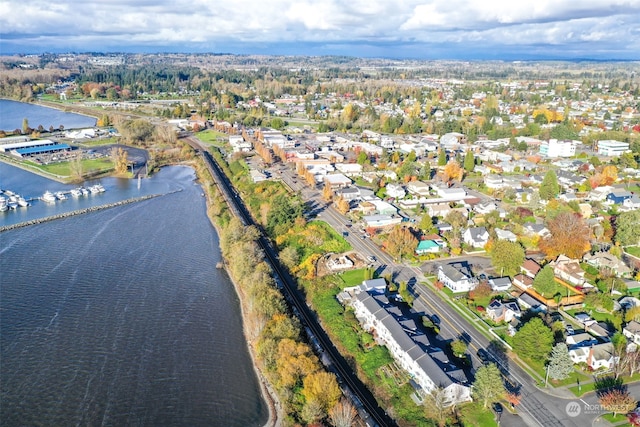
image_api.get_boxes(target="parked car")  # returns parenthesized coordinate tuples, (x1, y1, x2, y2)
(477, 348, 492, 363)
(493, 402, 503, 415)
(565, 325, 574, 335)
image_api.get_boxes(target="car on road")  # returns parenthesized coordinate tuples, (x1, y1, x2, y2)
(493, 402, 503, 416)
(367, 255, 376, 263)
(430, 314, 441, 326)
(477, 348, 492, 363)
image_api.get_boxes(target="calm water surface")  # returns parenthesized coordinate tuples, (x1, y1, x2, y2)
(0, 99, 96, 132)
(0, 164, 268, 426)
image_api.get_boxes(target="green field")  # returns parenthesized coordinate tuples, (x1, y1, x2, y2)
(625, 246, 640, 258)
(34, 158, 114, 177)
(196, 130, 229, 146)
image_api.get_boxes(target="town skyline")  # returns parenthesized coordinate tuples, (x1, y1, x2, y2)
(1, 0, 639, 60)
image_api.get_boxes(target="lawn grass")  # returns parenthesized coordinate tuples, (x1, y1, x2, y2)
(565, 308, 618, 325)
(286, 120, 319, 129)
(569, 380, 598, 397)
(550, 370, 591, 387)
(196, 130, 229, 146)
(625, 246, 640, 258)
(37, 158, 114, 177)
(601, 413, 630, 424)
(566, 371, 640, 397)
(458, 402, 498, 427)
(338, 268, 369, 287)
(78, 137, 119, 146)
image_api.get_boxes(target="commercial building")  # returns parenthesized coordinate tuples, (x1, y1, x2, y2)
(597, 140, 630, 157)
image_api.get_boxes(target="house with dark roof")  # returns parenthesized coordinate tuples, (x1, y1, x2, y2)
(566, 333, 599, 350)
(438, 262, 477, 293)
(606, 190, 633, 205)
(586, 322, 615, 339)
(516, 291, 547, 312)
(486, 299, 521, 323)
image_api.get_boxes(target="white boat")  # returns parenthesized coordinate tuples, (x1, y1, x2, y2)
(42, 191, 57, 203)
(94, 184, 105, 193)
(0, 196, 7, 211)
(88, 185, 100, 194)
(70, 188, 82, 197)
(17, 196, 29, 207)
(55, 191, 67, 200)
(80, 187, 90, 196)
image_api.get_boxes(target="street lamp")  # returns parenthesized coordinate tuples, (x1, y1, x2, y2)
(545, 364, 550, 387)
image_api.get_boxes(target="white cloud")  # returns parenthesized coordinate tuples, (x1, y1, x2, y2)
(0, 0, 638, 58)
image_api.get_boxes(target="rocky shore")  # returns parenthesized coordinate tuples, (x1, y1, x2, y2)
(0, 194, 161, 233)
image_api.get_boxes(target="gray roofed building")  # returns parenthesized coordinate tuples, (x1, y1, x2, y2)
(347, 282, 471, 405)
(438, 262, 476, 293)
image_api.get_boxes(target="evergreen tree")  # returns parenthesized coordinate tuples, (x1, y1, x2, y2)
(539, 170, 559, 200)
(533, 265, 557, 298)
(615, 210, 640, 246)
(513, 317, 554, 361)
(463, 150, 475, 172)
(547, 343, 573, 380)
(438, 149, 447, 166)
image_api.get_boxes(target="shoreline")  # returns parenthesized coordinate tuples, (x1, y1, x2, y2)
(0, 97, 99, 131)
(197, 175, 283, 427)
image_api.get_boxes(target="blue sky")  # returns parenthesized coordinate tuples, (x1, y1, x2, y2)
(1, 0, 639, 60)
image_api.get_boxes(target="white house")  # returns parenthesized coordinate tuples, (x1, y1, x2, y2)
(386, 183, 406, 199)
(623, 321, 640, 346)
(335, 163, 363, 176)
(495, 228, 517, 242)
(569, 343, 617, 370)
(406, 181, 431, 197)
(323, 173, 352, 189)
(363, 215, 402, 228)
(438, 263, 476, 293)
(489, 277, 512, 292)
(566, 333, 599, 350)
(229, 135, 252, 152)
(437, 187, 467, 200)
(463, 227, 490, 249)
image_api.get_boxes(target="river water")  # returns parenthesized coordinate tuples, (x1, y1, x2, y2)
(0, 99, 96, 132)
(0, 163, 268, 426)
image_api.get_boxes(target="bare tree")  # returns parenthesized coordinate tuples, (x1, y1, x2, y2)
(423, 386, 454, 427)
(329, 398, 358, 427)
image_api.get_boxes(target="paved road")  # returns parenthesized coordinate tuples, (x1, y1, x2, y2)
(272, 161, 637, 427)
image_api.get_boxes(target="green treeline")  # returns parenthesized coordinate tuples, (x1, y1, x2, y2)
(200, 154, 343, 425)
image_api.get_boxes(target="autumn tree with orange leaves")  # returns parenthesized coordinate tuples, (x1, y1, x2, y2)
(334, 196, 350, 215)
(385, 225, 418, 261)
(539, 212, 591, 259)
(441, 160, 464, 183)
